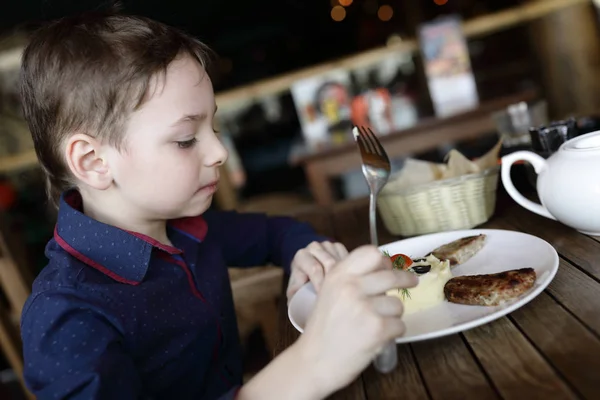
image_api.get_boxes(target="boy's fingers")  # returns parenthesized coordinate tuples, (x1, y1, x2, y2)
(333, 242, 349, 259)
(294, 249, 325, 291)
(360, 270, 418, 295)
(286, 270, 309, 301)
(339, 246, 391, 275)
(370, 295, 404, 317)
(378, 318, 406, 346)
(318, 241, 348, 261)
(306, 245, 338, 274)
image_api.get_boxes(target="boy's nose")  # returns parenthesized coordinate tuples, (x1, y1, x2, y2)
(204, 134, 229, 167)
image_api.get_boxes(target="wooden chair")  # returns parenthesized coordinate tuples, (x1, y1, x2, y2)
(228, 266, 282, 355)
(0, 213, 34, 399)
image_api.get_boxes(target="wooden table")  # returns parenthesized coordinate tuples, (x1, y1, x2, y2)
(290, 90, 539, 206)
(276, 190, 600, 399)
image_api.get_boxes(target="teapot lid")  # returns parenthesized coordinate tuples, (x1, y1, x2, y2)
(562, 130, 600, 152)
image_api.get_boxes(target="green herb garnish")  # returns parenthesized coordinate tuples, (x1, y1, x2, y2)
(381, 250, 412, 299)
(399, 287, 411, 300)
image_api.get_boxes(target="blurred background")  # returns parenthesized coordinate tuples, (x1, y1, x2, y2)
(1, 0, 600, 398)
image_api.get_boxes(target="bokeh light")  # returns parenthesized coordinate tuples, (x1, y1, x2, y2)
(377, 5, 394, 22)
(339, 0, 353, 6)
(331, 5, 346, 21)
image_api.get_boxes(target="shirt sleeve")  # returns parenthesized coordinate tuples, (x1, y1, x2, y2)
(202, 209, 330, 273)
(21, 288, 141, 399)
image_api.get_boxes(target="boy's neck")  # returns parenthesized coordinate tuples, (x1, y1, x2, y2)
(77, 188, 173, 247)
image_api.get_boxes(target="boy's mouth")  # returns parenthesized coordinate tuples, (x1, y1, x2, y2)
(197, 180, 219, 194)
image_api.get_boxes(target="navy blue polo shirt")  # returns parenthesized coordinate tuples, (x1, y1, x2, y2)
(21, 190, 327, 399)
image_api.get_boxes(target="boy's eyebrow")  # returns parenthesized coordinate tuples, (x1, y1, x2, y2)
(170, 105, 218, 127)
(171, 113, 206, 126)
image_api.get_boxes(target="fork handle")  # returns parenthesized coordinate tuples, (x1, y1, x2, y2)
(369, 192, 378, 246)
(374, 341, 398, 373)
(368, 192, 398, 373)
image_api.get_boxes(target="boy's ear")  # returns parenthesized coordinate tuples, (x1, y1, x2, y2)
(64, 133, 113, 190)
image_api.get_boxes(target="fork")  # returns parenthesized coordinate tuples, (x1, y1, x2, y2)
(353, 125, 397, 374)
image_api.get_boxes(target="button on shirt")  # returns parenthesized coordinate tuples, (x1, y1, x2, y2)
(21, 190, 328, 399)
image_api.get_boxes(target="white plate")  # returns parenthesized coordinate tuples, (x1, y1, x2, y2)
(288, 229, 559, 344)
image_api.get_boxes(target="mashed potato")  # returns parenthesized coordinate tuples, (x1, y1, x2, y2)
(387, 254, 452, 314)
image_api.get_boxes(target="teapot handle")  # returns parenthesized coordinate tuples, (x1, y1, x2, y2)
(500, 151, 556, 220)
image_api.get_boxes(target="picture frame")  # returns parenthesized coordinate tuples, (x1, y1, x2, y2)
(418, 14, 479, 117)
(0, 42, 25, 119)
(0, 40, 33, 159)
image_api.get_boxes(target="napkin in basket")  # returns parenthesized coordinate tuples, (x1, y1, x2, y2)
(384, 140, 502, 192)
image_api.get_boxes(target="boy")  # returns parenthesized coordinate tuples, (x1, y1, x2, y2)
(19, 10, 416, 400)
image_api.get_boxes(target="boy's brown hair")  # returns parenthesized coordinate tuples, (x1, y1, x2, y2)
(20, 10, 213, 206)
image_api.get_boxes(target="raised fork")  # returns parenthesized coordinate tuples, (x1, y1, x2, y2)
(352, 126, 397, 374)
(353, 126, 391, 246)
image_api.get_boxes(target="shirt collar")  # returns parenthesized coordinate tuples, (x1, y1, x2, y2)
(54, 190, 208, 285)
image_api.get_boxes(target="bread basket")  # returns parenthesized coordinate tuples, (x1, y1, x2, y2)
(377, 166, 500, 237)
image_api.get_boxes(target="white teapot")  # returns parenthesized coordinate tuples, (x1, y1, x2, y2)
(501, 130, 600, 235)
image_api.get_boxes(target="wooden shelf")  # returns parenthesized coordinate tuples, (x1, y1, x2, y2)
(0, 150, 38, 174)
(290, 89, 538, 165)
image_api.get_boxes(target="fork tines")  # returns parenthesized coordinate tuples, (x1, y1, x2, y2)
(353, 126, 389, 161)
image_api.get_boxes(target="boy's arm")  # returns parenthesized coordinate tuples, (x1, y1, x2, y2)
(202, 209, 329, 273)
(21, 290, 142, 399)
(234, 341, 326, 400)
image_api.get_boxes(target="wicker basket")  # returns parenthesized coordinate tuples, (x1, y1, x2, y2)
(377, 166, 500, 237)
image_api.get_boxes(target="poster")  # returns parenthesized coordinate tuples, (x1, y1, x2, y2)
(418, 15, 479, 117)
(290, 69, 354, 149)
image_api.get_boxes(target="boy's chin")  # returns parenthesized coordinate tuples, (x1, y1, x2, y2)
(177, 196, 213, 217)
(148, 194, 213, 220)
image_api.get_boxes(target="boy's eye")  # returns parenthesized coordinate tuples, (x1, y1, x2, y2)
(176, 138, 197, 149)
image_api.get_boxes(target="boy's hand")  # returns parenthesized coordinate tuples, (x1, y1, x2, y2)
(287, 241, 348, 301)
(295, 245, 418, 397)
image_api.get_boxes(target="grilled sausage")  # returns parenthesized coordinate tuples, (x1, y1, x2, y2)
(430, 234, 487, 266)
(444, 268, 536, 306)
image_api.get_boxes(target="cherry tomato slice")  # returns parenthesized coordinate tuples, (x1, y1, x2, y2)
(390, 253, 413, 270)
